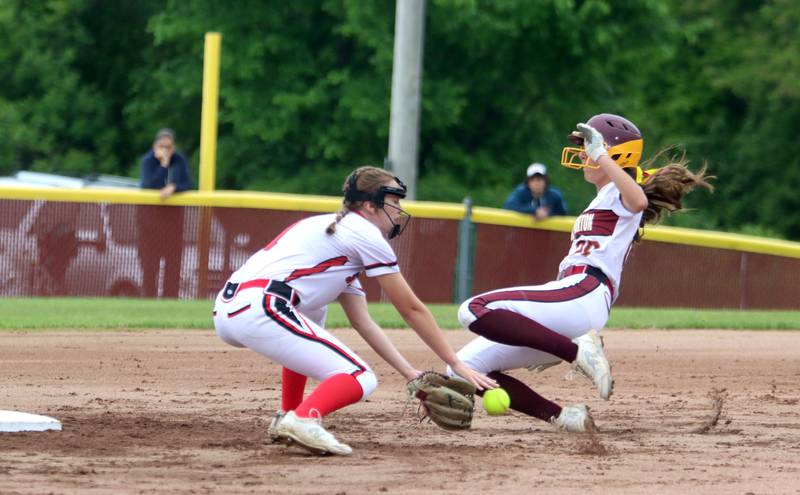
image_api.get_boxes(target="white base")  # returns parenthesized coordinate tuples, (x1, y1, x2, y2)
(0, 410, 62, 432)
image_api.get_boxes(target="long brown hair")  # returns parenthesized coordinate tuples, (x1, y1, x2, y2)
(638, 151, 714, 226)
(326, 166, 397, 235)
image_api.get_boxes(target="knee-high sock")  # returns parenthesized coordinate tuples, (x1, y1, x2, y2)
(281, 367, 307, 412)
(294, 373, 364, 418)
(480, 371, 561, 422)
(469, 309, 577, 362)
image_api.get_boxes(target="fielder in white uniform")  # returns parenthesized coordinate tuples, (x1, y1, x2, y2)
(214, 166, 496, 455)
(453, 114, 712, 432)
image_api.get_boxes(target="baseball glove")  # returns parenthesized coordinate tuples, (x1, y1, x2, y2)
(406, 371, 476, 430)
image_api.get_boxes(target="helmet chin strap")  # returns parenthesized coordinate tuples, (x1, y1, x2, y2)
(382, 207, 402, 239)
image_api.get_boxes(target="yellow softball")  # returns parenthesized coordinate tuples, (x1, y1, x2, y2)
(482, 387, 510, 416)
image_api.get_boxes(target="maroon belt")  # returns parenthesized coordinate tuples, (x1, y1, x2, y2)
(559, 265, 614, 300)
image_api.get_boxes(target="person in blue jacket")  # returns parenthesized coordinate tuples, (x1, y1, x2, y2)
(137, 129, 194, 298)
(502, 163, 568, 220)
(140, 128, 194, 198)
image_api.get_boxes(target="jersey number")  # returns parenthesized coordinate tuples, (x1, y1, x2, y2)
(573, 239, 600, 256)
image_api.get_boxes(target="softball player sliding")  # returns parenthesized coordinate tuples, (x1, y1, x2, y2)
(453, 114, 713, 432)
(213, 166, 496, 456)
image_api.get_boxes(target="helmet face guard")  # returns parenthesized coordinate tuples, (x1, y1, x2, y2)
(382, 203, 411, 239)
(344, 173, 411, 239)
(561, 139, 643, 170)
(560, 113, 643, 170)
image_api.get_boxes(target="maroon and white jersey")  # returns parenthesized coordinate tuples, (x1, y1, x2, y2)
(558, 182, 642, 297)
(227, 212, 399, 311)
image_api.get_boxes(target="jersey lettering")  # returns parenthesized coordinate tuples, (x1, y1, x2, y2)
(559, 183, 644, 303)
(573, 239, 601, 256)
(572, 209, 619, 238)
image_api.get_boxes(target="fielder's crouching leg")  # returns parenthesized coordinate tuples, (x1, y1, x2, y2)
(354, 369, 378, 401)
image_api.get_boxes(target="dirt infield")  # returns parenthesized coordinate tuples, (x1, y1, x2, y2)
(1, 329, 799, 494)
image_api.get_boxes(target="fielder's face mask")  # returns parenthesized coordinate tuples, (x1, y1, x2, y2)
(345, 174, 411, 239)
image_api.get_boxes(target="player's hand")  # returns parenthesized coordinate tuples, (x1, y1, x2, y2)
(154, 148, 171, 166)
(160, 183, 176, 199)
(450, 361, 498, 391)
(576, 123, 608, 162)
(404, 368, 425, 381)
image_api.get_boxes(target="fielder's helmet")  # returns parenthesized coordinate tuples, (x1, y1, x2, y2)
(561, 113, 643, 170)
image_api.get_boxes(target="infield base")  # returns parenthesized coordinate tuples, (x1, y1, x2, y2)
(0, 410, 62, 432)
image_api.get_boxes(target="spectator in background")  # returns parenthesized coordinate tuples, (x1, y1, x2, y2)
(137, 128, 194, 298)
(503, 163, 568, 220)
(140, 128, 194, 198)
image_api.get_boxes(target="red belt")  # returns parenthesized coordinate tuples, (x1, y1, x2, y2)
(559, 265, 614, 300)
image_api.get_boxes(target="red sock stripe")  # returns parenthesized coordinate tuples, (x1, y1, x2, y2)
(468, 277, 601, 319)
(262, 295, 366, 371)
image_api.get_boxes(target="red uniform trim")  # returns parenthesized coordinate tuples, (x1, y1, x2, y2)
(285, 256, 349, 282)
(262, 294, 366, 371)
(364, 261, 398, 271)
(560, 265, 615, 300)
(263, 220, 301, 250)
(467, 277, 602, 319)
(226, 304, 251, 318)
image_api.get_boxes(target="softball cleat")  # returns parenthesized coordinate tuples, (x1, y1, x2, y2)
(573, 330, 613, 400)
(275, 411, 352, 456)
(551, 404, 596, 433)
(267, 410, 290, 444)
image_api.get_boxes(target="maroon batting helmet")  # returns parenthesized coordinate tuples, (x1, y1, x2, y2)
(562, 113, 644, 169)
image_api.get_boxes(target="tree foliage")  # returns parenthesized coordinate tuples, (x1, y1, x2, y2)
(0, 1, 798, 238)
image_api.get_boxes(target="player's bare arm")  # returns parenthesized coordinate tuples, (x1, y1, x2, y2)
(578, 122, 648, 213)
(338, 292, 420, 381)
(377, 272, 498, 390)
(596, 154, 647, 212)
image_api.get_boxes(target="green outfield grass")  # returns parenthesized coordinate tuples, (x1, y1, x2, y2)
(1, 298, 799, 330)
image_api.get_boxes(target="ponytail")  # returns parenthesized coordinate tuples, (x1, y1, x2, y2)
(326, 204, 351, 235)
(639, 152, 714, 227)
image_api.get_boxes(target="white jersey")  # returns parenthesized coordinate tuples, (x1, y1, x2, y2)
(558, 182, 642, 297)
(227, 212, 399, 311)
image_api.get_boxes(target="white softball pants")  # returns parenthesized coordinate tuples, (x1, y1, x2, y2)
(453, 273, 612, 374)
(213, 287, 377, 399)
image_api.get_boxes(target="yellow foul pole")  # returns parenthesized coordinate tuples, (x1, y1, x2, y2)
(199, 32, 221, 191)
(198, 32, 221, 298)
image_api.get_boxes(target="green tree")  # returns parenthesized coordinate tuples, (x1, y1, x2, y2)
(2, 0, 799, 240)
(123, 0, 398, 194)
(0, 0, 159, 177)
(417, 0, 675, 210)
(630, 0, 800, 237)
